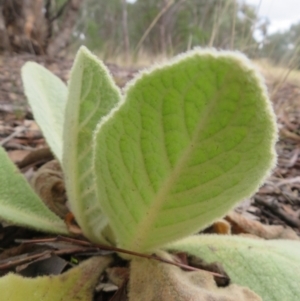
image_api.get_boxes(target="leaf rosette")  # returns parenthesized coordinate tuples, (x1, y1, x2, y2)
(92, 49, 277, 252)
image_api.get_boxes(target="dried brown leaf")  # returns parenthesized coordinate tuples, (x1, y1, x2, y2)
(8, 150, 31, 163)
(31, 160, 68, 218)
(128, 251, 261, 301)
(106, 267, 129, 287)
(226, 211, 299, 240)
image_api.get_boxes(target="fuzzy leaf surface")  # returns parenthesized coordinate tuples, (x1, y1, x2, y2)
(0, 256, 111, 301)
(0, 146, 68, 234)
(168, 235, 300, 301)
(21, 62, 67, 162)
(63, 46, 121, 243)
(129, 251, 261, 301)
(94, 49, 277, 252)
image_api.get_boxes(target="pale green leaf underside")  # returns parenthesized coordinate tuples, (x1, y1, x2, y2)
(168, 235, 300, 301)
(21, 62, 67, 162)
(0, 256, 111, 301)
(63, 46, 121, 243)
(94, 49, 277, 252)
(0, 146, 68, 234)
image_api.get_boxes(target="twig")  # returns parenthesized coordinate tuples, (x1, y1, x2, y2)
(271, 176, 300, 188)
(3, 143, 36, 151)
(0, 250, 51, 270)
(255, 197, 300, 229)
(0, 126, 28, 146)
(50, 0, 71, 23)
(134, 0, 174, 54)
(19, 236, 228, 279)
(280, 128, 300, 142)
(0, 247, 97, 270)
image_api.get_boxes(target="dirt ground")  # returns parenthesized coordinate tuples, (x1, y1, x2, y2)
(0, 54, 300, 300)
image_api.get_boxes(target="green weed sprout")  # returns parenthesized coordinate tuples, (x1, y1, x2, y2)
(0, 46, 299, 301)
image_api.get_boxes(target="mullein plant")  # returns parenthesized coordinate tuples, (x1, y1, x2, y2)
(0, 46, 299, 301)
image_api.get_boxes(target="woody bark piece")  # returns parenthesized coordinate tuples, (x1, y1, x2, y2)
(2, 0, 47, 54)
(47, 0, 83, 56)
(0, 5, 10, 52)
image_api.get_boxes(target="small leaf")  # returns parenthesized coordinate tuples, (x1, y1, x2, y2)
(63, 46, 121, 243)
(94, 49, 277, 252)
(129, 251, 261, 301)
(0, 256, 111, 301)
(0, 146, 68, 234)
(168, 235, 300, 301)
(21, 62, 67, 162)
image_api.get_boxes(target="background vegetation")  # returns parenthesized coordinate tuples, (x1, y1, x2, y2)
(0, 0, 299, 69)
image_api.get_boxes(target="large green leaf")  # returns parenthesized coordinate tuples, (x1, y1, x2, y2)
(93, 49, 277, 252)
(21, 62, 67, 162)
(0, 256, 111, 301)
(63, 47, 121, 243)
(168, 235, 300, 301)
(0, 146, 68, 234)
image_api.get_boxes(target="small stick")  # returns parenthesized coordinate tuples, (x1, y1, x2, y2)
(255, 197, 300, 228)
(0, 125, 28, 146)
(0, 246, 97, 270)
(0, 250, 52, 270)
(19, 236, 228, 279)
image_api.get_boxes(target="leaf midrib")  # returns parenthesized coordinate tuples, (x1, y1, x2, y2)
(127, 72, 233, 251)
